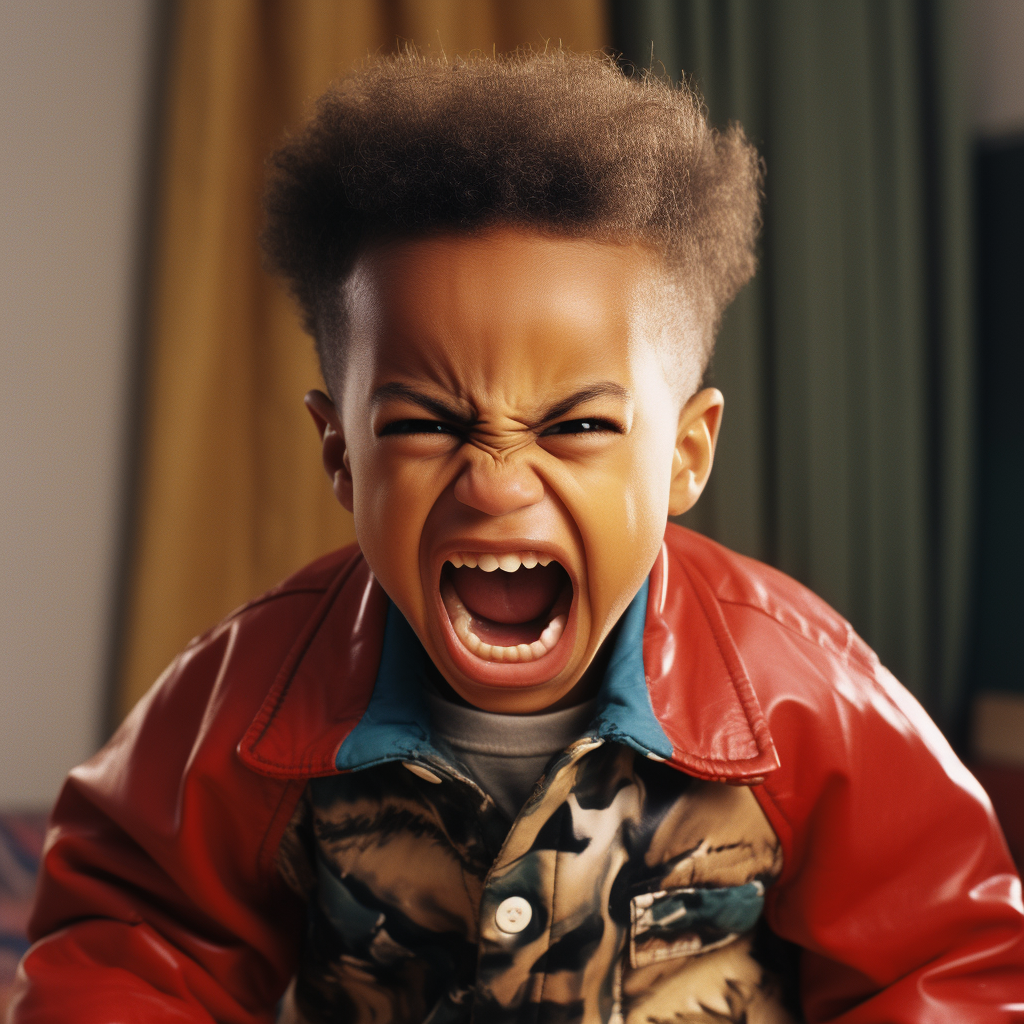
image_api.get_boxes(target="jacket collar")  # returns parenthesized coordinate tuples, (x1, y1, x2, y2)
(332, 579, 673, 775)
(239, 534, 779, 783)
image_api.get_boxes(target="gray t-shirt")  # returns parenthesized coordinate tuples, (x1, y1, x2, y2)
(427, 691, 597, 820)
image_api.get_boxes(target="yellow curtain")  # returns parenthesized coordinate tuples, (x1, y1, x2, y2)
(116, 0, 608, 721)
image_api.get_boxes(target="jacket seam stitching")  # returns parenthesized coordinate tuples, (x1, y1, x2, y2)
(243, 559, 363, 758)
(177, 587, 330, 661)
(678, 562, 772, 764)
(749, 784, 797, 893)
(219, 586, 331, 626)
(256, 777, 308, 880)
(716, 596, 875, 674)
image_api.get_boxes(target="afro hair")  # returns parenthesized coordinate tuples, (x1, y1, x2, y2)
(262, 48, 763, 385)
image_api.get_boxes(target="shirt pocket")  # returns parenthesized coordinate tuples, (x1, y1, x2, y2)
(628, 881, 765, 968)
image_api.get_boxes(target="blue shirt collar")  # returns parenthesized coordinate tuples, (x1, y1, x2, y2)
(335, 577, 673, 773)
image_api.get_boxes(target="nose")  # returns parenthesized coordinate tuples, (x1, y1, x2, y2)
(452, 452, 545, 517)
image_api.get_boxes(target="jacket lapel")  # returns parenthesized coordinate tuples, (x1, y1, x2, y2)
(240, 531, 779, 783)
(238, 556, 388, 778)
(645, 539, 780, 781)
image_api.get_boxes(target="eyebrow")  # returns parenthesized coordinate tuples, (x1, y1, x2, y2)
(370, 380, 631, 428)
(538, 383, 631, 423)
(370, 382, 476, 426)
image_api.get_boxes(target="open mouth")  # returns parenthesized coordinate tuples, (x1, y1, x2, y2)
(440, 552, 573, 664)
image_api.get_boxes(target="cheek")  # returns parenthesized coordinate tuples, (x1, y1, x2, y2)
(593, 448, 668, 544)
(569, 429, 677, 618)
(623, 428, 676, 534)
(349, 451, 434, 602)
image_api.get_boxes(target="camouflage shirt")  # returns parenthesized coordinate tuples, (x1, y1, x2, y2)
(277, 584, 796, 1024)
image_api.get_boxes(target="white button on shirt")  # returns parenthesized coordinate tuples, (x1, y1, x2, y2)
(494, 896, 532, 934)
(402, 762, 443, 784)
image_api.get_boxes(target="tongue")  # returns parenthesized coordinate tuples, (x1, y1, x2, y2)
(450, 563, 564, 624)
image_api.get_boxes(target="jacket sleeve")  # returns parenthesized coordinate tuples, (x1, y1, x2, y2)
(743, 608, 1024, 1023)
(8, 595, 315, 1024)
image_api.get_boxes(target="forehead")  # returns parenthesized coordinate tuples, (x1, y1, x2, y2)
(340, 229, 670, 403)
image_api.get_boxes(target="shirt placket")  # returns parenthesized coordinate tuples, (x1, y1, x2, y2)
(466, 738, 616, 1023)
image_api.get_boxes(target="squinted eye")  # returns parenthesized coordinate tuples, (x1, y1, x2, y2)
(380, 419, 461, 436)
(541, 419, 620, 436)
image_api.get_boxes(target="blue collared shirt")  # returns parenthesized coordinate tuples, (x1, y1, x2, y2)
(334, 578, 674, 774)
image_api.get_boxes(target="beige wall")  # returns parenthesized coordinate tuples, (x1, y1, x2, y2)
(970, 0, 1024, 137)
(0, 1, 159, 806)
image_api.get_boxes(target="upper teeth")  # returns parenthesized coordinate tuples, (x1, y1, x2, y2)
(448, 551, 553, 572)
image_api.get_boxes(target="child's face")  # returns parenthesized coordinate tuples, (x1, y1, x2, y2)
(309, 228, 721, 713)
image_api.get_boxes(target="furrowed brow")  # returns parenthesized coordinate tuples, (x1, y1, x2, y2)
(538, 383, 631, 425)
(370, 382, 476, 427)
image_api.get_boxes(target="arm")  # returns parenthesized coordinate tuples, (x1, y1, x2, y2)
(746, 612, 1024, 1022)
(9, 594, 317, 1023)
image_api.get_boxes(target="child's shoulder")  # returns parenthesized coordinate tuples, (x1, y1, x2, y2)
(662, 526, 979, 850)
(131, 542, 372, 739)
(661, 523, 946, 780)
(184, 541, 367, 658)
(228, 541, 365, 619)
(664, 522, 877, 678)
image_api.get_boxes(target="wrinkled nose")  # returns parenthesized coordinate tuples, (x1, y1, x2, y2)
(453, 454, 544, 517)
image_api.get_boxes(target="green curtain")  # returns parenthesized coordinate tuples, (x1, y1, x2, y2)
(611, 0, 973, 734)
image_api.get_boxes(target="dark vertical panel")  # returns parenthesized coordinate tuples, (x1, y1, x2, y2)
(971, 136, 1024, 699)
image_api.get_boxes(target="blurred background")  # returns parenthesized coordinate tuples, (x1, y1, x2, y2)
(1, 0, 1021, 988)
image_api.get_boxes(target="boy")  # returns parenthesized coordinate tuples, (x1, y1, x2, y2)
(12, 51, 1024, 1024)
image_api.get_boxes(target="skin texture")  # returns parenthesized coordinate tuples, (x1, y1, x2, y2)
(306, 228, 723, 713)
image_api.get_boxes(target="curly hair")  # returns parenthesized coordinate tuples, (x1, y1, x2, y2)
(261, 48, 762, 387)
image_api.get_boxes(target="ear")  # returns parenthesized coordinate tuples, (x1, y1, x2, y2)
(667, 387, 724, 517)
(305, 389, 353, 512)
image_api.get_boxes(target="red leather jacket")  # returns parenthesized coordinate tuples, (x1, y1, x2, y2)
(11, 526, 1024, 1022)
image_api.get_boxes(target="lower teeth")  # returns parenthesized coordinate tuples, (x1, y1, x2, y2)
(441, 583, 567, 663)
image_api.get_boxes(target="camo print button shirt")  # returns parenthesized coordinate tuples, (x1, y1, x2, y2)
(277, 583, 796, 1024)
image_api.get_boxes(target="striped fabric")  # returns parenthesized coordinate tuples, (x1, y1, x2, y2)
(0, 813, 47, 1014)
